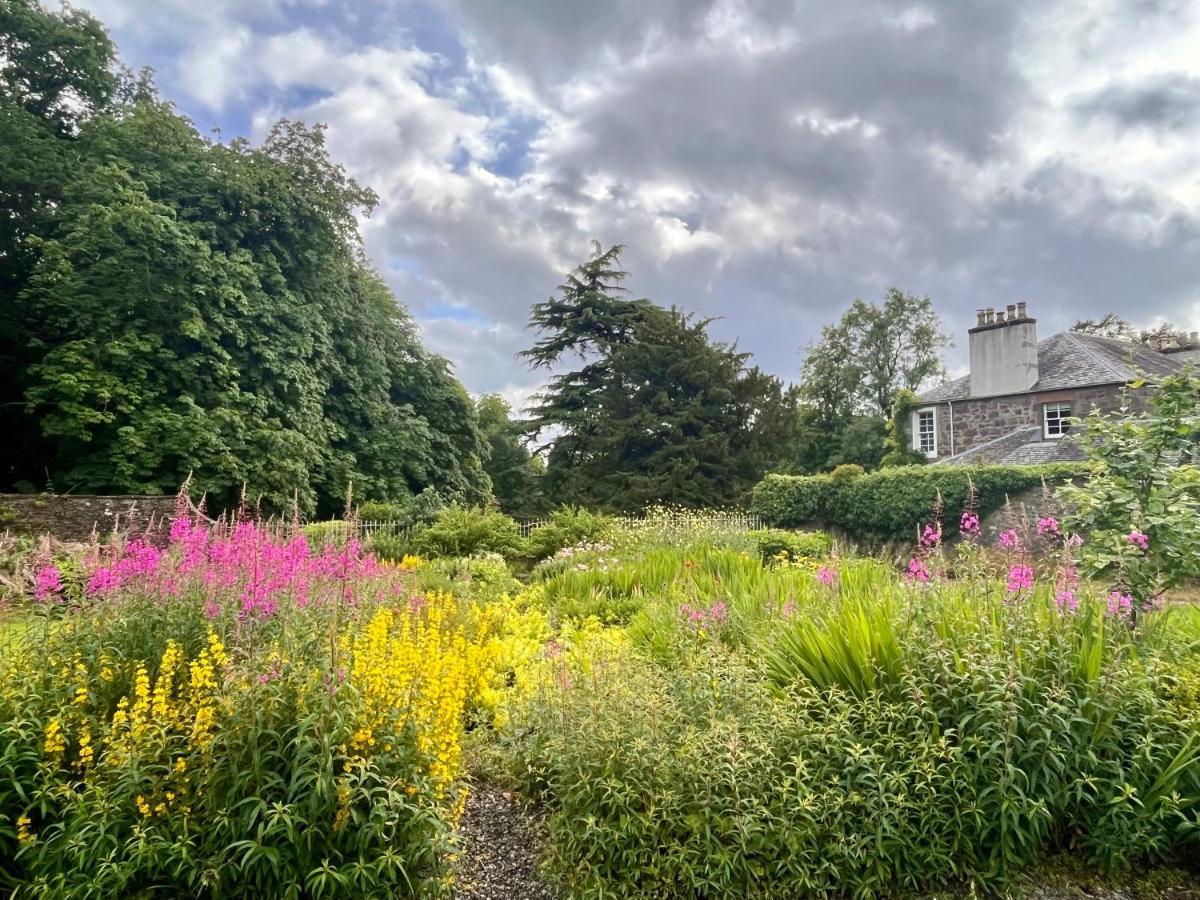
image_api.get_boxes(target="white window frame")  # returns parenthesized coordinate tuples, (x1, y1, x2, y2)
(1043, 401, 1072, 439)
(912, 407, 937, 458)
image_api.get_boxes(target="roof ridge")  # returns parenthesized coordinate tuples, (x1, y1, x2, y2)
(1059, 330, 1130, 383)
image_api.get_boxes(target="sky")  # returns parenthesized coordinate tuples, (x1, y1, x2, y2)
(77, 0, 1200, 409)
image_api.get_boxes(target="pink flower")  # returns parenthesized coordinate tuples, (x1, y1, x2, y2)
(202, 599, 220, 620)
(906, 558, 931, 583)
(1037, 517, 1060, 537)
(781, 598, 797, 617)
(919, 524, 942, 549)
(816, 566, 837, 586)
(1054, 588, 1078, 612)
(998, 529, 1019, 550)
(1106, 591, 1133, 620)
(35, 565, 63, 602)
(1006, 563, 1034, 594)
(1126, 531, 1149, 551)
(959, 511, 980, 536)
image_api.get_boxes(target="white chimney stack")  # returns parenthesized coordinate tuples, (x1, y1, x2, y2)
(969, 303, 1038, 397)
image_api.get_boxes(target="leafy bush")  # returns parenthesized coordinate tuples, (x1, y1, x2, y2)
(745, 528, 831, 562)
(829, 463, 865, 481)
(1060, 369, 1200, 607)
(358, 500, 410, 522)
(367, 530, 412, 562)
(752, 463, 1086, 541)
(525, 507, 615, 562)
(411, 506, 525, 559)
(301, 519, 353, 548)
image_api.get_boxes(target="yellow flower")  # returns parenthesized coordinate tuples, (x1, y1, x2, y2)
(16, 814, 33, 846)
(43, 718, 66, 760)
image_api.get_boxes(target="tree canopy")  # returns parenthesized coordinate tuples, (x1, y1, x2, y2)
(791, 289, 949, 473)
(0, 0, 488, 514)
(523, 245, 796, 511)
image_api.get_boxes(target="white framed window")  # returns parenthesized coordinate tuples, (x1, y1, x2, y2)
(1043, 402, 1072, 439)
(912, 407, 937, 458)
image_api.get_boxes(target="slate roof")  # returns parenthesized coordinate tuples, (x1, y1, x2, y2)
(918, 331, 1191, 403)
(933, 427, 1089, 466)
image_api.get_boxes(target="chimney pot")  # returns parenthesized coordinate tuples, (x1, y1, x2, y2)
(984, 308, 994, 324)
(996, 309, 1006, 324)
(1016, 301, 1027, 318)
(976, 309, 986, 326)
(1006, 303, 1017, 321)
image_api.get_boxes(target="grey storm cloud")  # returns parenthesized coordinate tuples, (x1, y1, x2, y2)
(1071, 73, 1200, 131)
(82, 0, 1200, 402)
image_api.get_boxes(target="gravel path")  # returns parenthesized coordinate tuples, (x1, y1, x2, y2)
(452, 784, 559, 900)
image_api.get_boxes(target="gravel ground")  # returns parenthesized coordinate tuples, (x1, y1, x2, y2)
(452, 784, 559, 900)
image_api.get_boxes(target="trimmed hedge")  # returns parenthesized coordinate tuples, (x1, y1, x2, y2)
(746, 528, 832, 561)
(751, 464, 1088, 542)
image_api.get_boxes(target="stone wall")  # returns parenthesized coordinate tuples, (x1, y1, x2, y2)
(915, 382, 1152, 461)
(0, 494, 177, 541)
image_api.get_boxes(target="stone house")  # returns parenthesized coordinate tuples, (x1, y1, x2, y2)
(907, 304, 1194, 465)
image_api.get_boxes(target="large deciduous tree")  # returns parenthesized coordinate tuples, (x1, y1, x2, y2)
(522, 244, 796, 511)
(794, 289, 949, 471)
(1, 1, 488, 514)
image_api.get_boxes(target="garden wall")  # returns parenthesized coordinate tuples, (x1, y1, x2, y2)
(0, 494, 177, 541)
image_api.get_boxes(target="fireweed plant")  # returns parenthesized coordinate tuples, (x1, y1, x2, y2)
(0, 502, 523, 897)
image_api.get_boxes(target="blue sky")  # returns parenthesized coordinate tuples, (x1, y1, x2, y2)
(78, 0, 1200, 408)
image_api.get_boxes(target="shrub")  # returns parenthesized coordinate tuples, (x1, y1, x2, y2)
(746, 528, 831, 562)
(829, 463, 866, 482)
(525, 507, 615, 562)
(752, 464, 1087, 541)
(411, 506, 525, 559)
(1059, 369, 1200, 608)
(367, 530, 412, 562)
(301, 519, 353, 548)
(358, 500, 410, 522)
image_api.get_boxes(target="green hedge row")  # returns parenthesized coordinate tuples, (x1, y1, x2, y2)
(750, 464, 1088, 542)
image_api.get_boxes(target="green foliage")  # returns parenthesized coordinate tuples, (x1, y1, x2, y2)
(752, 463, 1086, 541)
(0, 5, 489, 515)
(301, 520, 353, 548)
(522, 243, 797, 511)
(495, 561, 1200, 898)
(802, 289, 951, 418)
(366, 531, 411, 563)
(881, 387, 929, 467)
(475, 394, 546, 519)
(828, 463, 865, 481)
(525, 506, 615, 562)
(745, 528, 831, 562)
(412, 506, 525, 560)
(1059, 368, 1200, 605)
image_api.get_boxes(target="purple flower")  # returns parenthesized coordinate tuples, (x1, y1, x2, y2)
(919, 524, 942, 549)
(959, 511, 980, 536)
(998, 529, 1019, 550)
(816, 566, 837, 586)
(1126, 531, 1149, 551)
(34, 565, 63, 602)
(1006, 563, 1034, 594)
(1054, 588, 1078, 612)
(1037, 517, 1060, 537)
(906, 558, 931, 583)
(1106, 591, 1134, 620)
